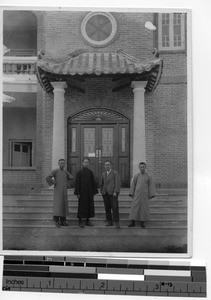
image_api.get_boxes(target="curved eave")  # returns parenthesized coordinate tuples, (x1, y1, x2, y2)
(36, 50, 163, 93)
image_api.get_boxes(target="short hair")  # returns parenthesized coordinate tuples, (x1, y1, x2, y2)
(83, 157, 90, 162)
(104, 160, 112, 165)
(139, 162, 146, 167)
(58, 159, 65, 163)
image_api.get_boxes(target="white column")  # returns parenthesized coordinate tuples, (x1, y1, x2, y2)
(51, 81, 67, 170)
(131, 81, 148, 177)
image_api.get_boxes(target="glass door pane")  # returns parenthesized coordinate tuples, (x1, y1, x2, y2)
(83, 127, 96, 157)
(102, 127, 113, 157)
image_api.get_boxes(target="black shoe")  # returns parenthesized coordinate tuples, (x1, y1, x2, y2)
(140, 222, 145, 228)
(55, 220, 61, 228)
(79, 221, 84, 228)
(85, 221, 93, 226)
(61, 221, 69, 226)
(128, 221, 135, 227)
(116, 222, 120, 229)
(106, 221, 113, 226)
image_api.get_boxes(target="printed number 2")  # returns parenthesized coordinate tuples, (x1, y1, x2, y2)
(100, 282, 105, 289)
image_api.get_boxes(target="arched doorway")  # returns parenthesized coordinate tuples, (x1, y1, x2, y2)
(67, 108, 130, 187)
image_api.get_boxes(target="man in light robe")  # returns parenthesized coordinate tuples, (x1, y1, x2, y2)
(74, 158, 98, 228)
(128, 162, 155, 228)
(46, 159, 74, 228)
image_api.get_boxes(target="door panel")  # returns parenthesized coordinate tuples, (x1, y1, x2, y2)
(68, 120, 130, 187)
(81, 124, 117, 183)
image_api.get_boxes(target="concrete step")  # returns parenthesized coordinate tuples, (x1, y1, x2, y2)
(4, 192, 186, 199)
(3, 217, 187, 227)
(3, 199, 186, 209)
(3, 205, 187, 213)
(38, 188, 187, 195)
(3, 211, 187, 219)
(3, 226, 187, 252)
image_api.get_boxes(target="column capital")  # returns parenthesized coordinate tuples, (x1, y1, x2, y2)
(51, 81, 67, 91)
(131, 81, 148, 91)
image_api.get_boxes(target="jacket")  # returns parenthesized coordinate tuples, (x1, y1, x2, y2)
(100, 169, 121, 195)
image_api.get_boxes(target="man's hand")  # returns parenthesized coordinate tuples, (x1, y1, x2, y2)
(113, 192, 117, 197)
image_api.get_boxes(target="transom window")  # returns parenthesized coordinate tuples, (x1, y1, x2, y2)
(81, 12, 117, 47)
(158, 13, 186, 51)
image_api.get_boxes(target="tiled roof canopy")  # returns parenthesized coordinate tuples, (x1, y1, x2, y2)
(36, 49, 163, 93)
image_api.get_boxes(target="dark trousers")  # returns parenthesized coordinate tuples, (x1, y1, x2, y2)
(103, 193, 119, 222)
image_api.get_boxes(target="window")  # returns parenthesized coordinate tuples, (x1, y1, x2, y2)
(11, 141, 32, 167)
(81, 12, 117, 47)
(158, 13, 186, 51)
(83, 128, 96, 157)
(102, 128, 114, 157)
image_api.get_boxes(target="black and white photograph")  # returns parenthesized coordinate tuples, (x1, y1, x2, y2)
(1, 7, 191, 256)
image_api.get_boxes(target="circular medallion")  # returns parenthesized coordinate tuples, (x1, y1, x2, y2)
(81, 12, 117, 47)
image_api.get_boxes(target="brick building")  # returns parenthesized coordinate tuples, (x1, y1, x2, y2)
(2, 10, 188, 191)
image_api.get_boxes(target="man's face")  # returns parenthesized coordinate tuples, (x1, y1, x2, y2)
(59, 160, 65, 169)
(104, 162, 111, 172)
(139, 164, 146, 174)
(83, 159, 90, 168)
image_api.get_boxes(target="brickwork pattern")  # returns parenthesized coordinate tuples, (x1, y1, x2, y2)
(3, 169, 37, 189)
(151, 83, 187, 188)
(43, 12, 155, 60)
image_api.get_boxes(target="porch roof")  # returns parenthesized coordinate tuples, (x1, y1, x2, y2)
(36, 49, 163, 93)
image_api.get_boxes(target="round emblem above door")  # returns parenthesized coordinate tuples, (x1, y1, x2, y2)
(81, 12, 117, 47)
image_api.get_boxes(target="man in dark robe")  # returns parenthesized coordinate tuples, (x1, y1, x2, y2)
(74, 158, 98, 227)
(46, 159, 74, 228)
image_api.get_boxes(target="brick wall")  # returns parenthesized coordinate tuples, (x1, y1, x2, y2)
(3, 169, 37, 189)
(41, 11, 155, 60)
(147, 83, 187, 188)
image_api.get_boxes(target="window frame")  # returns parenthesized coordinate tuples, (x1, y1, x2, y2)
(158, 13, 186, 52)
(81, 12, 117, 47)
(10, 139, 34, 168)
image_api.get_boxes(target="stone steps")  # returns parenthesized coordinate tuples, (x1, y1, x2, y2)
(3, 204, 187, 212)
(3, 217, 187, 227)
(3, 200, 186, 208)
(3, 211, 187, 220)
(2, 189, 188, 253)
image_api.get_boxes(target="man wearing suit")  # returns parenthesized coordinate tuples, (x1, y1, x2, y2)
(100, 160, 121, 228)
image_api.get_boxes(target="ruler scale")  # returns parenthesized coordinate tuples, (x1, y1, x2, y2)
(2, 256, 206, 297)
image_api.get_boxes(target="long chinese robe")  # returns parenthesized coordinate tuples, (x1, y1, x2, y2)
(129, 172, 155, 221)
(46, 169, 73, 217)
(74, 167, 98, 218)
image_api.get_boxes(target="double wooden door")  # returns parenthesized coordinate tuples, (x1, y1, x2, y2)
(81, 124, 117, 178)
(68, 111, 130, 187)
